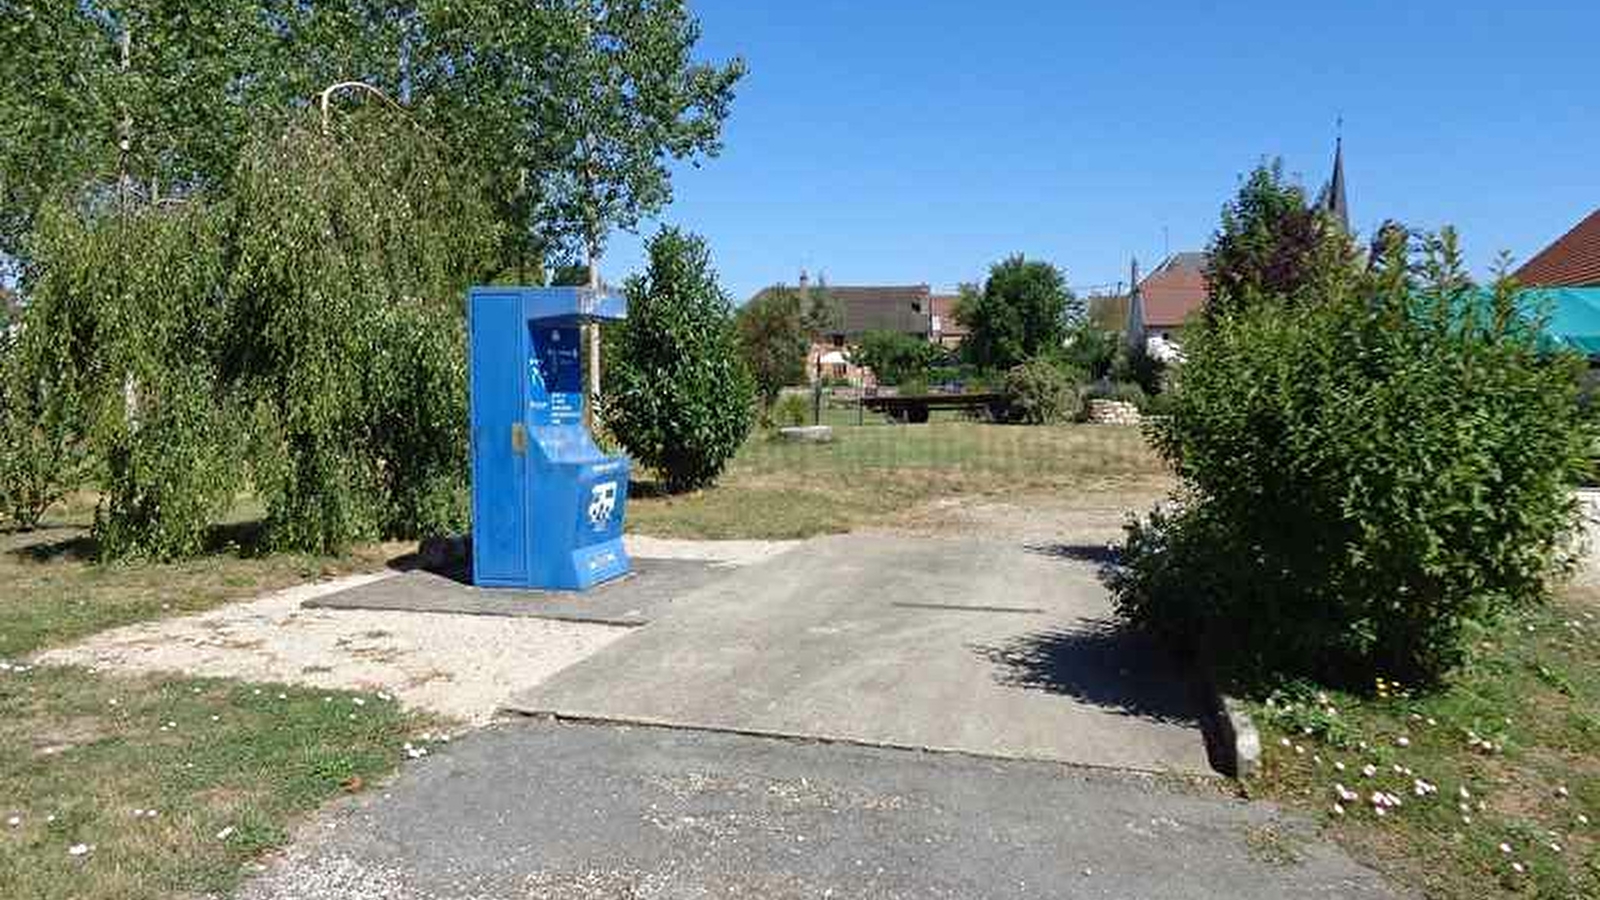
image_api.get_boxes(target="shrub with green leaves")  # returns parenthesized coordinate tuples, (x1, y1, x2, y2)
(1111, 231, 1595, 687)
(604, 227, 754, 493)
(1003, 357, 1078, 424)
(773, 393, 810, 428)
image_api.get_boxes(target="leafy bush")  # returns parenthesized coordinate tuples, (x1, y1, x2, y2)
(1063, 322, 1118, 381)
(774, 393, 810, 428)
(604, 227, 755, 493)
(1111, 342, 1164, 396)
(1084, 380, 1148, 409)
(1111, 232, 1595, 687)
(852, 330, 941, 386)
(1003, 358, 1078, 424)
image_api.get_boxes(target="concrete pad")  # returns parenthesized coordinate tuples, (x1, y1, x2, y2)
(305, 558, 729, 627)
(507, 534, 1213, 774)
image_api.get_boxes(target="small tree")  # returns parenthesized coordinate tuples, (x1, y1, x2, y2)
(1205, 159, 1357, 318)
(851, 330, 940, 386)
(799, 278, 843, 342)
(956, 255, 1076, 371)
(735, 288, 807, 409)
(604, 227, 754, 493)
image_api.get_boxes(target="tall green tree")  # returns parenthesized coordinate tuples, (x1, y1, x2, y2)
(956, 255, 1076, 371)
(604, 227, 753, 493)
(0, 0, 744, 274)
(1205, 159, 1357, 318)
(736, 288, 808, 408)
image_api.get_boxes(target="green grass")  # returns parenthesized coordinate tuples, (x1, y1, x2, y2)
(0, 506, 434, 899)
(627, 419, 1169, 539)
(0, 668, 434, 899)
(1247, 587, 1600, 899)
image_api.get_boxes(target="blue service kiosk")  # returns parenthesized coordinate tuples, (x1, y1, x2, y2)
(468, 286, 631, 591)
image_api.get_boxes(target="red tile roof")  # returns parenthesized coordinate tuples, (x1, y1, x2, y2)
(1139, 252, 1209, 328)
(1516, 209, 1600, 287)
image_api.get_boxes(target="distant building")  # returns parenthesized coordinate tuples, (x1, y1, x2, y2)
(1127, 252, 1208, 351)
(748, 274, 936, 385)
(929, 293, 967, 349)
(1516, 208, 1600, 287)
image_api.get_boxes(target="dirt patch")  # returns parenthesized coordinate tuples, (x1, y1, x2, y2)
(35, 573, 630, 725)
(874, 479, 1173, 546)
(29, 715, 112, 757)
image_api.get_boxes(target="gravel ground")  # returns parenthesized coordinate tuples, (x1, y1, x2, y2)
(35, 537, 794, 725)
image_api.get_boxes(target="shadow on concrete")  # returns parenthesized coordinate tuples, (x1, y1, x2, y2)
(972, 618, 1201, 727)
(1023, 542, 1120, 567)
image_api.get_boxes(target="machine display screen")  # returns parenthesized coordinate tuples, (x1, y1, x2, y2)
(528, 325, 584, 426)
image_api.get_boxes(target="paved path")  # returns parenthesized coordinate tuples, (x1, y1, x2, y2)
(509, 533, 1211, 773)
(240, 720, 1401, 900)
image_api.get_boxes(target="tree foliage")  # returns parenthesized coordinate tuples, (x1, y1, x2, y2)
(735, 288, 808, 408)
(1204, 159, 1357, 318)
(956, 256, 1077, 371)
(1, 1, 744, 556)
(0, 0, 744, 272)
(1113, 228, 1595, 687)
(604, 227, 754, 493)
(20, 198, 238, 558)
(1003, 357, 1078, 425)
(226, 110, 503, 553)
(851, 330, 941, 387)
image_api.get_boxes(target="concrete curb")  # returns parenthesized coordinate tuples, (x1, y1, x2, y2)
(1206, 693, 1261, 779)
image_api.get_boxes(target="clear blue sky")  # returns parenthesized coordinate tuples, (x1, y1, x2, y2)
(603, 0, 1599, 302)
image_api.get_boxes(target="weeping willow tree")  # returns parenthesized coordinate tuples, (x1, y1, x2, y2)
(20, 198, 239, 558)
(11, 101, 502, 558)
(225, 104, 503, 553)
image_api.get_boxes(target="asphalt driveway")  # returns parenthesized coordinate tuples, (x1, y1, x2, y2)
(241, 720, 1400, 899)
(507, 533, 1212, 773)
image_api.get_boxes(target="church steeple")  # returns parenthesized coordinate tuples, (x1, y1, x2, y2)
(1316, 126, 1350, 232)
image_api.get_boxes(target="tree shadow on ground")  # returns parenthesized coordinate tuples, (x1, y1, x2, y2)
(7, 518, 274, 564)
(971, 617, 1201, 727)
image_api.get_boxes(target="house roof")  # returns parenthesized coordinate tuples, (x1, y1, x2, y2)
(750, 283, 933, 337)
(929, 293, 968, 336)
(1516, 209, 1600, 288)
(1138, 252, 1209, 328)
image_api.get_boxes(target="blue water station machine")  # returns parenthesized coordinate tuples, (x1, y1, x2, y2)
(468, 286, 631, 590)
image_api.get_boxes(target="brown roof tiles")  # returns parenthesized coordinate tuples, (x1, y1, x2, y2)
(1516, 209, 1600, 287)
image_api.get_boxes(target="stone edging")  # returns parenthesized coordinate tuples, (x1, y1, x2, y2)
(1199, 681, 1261, 779)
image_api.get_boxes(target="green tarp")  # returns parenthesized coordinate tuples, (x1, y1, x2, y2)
(1523, 287, 1600, 358)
